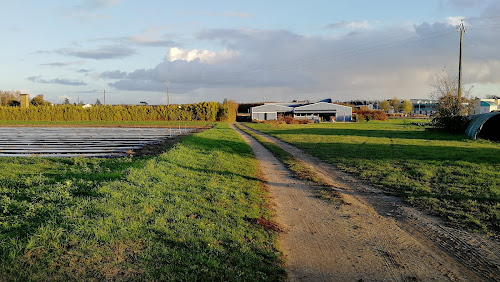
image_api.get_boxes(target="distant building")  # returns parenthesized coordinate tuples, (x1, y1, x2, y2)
(348, 100, 375, 110)
(474, 99, 499, 114)
(251, 100, 352, 122)
(250, 104, 294, 121)
(20, 94, 30, 108)
(411, 99, 437, 116)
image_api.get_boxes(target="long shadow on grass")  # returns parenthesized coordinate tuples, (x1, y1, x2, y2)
(147, 230, 285, 281)
(293, 141, 500, 165)
(261, 127, 464, 141)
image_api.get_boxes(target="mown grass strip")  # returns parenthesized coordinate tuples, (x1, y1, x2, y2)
(236, 124, 343, 206)
(0, 124, 285, 281)
(245, 120, 500, 235)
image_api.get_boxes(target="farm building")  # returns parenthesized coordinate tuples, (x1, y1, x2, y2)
(474, 99, 499, 114)
(293, 102, 352, 122)
(250, 104, 294, 121)
(251, 101, 352, 122)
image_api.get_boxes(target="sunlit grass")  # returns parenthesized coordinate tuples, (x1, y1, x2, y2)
(0, 124, 285, 281)
(246, 120, 500, 235)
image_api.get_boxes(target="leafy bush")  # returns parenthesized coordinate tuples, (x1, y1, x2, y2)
(353, 109, 388, 121)
(0, 102, 235, 122)
(278, 115, 313, 124)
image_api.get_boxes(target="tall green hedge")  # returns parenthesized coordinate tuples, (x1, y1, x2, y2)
(0, 102, 236, 122)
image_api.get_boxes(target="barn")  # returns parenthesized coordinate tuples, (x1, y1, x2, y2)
(293, 102, 352, 122)
(250, 101, 352, 122)
(250, 104, 293, 121)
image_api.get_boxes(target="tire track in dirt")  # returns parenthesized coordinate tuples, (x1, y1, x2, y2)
(234, 124, 498, 281)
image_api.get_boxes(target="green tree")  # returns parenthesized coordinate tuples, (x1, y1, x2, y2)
(95, 99, 102, 106)
(379, 100, 391, 112)
(63, 98, 71, 105)
(390, 97, 401, 113)
(402, 100, 414, 114)
(30, 95, 50, 106)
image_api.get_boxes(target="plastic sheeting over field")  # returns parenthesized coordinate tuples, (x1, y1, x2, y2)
(0, 127, 194, 157)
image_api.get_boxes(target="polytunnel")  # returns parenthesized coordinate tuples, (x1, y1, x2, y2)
(465, 111, 500, 141)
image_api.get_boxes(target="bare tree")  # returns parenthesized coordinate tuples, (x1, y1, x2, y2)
(431, 70, 475, 132)
(0, 90, 21, 106)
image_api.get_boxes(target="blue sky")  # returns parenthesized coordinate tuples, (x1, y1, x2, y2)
(1, 0, 499, 104)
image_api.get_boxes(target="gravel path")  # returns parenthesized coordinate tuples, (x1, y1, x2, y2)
(233, 124, 500, 282)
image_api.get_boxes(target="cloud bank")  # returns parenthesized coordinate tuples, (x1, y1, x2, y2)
(28, 76, 87, 86)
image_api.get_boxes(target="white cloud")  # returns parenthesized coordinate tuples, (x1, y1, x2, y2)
(58, 45, 136, 59)
(326, 20, 371, 30)
(446, 16, 465, 26)
(41, 61, 85, 67)
(27, 76, 87, 86)
(176, 11, 251, 19)
(166, 47, 238, 64)
(101, 14, 500, 103)
(83, 0, 122, 9)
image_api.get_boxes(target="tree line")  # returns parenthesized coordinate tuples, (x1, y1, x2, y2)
(0, 100, 238, 122)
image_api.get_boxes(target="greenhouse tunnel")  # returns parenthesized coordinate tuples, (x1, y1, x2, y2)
(465, 112, 500, 141)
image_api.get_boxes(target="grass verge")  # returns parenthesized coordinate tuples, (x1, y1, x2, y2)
(236, 124, 343, 206)
(245, 120, 500, 235)
(0, 123, 285, 281)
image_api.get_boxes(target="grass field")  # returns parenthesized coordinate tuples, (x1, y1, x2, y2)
(246, 120, 500, 235)
(0, 124, 285, 281)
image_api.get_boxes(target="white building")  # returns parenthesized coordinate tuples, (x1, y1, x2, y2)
(474, 99, 499, 114)
(251, 101, 352, 122)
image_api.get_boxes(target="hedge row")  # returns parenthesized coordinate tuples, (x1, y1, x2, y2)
(0, 102, 236, 122)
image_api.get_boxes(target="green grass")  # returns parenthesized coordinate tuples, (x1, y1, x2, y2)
(0, 124, 285, 281)
(0, 120, 214, 127)
(246, 120, 500, 235)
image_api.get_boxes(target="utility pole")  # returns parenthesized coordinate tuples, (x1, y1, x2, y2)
(103, 90, 106, 106)
(165, 81, 170, 106)
(457, 19, 466, 100)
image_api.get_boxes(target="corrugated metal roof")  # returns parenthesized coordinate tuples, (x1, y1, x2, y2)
(294, 102, 350, 113)
(465, 111, 500, 139)
(251, 104, 293, 113)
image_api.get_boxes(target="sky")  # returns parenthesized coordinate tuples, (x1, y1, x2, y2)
(1, 0, 500, 105)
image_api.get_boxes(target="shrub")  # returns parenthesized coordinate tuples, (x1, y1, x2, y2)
(353, 109, 388, 121)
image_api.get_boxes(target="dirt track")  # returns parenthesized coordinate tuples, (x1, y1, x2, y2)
(233, 124, 500, 282)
